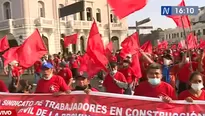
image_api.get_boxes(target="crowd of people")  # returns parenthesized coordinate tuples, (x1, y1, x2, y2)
(0, 48, 205, 103)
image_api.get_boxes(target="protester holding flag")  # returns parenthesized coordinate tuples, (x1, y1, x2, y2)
(119, 59, 136, 95)
(103, 62, 128, 94)
(35, 62, 71, 95)
(178, 72, 205, 102)
(73, 71, 98, 93)
(134, 63, 176, 102)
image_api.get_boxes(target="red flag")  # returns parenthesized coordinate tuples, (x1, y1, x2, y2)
(131, 53, 142, 78)
(64, 34, 78, 47)
(17, 29, 47, 68)
(0, 36, 9, 52)
(167, 0, 190, 28)
(107, 0, 147, 19)
(186, 33, 197, 49)
(171, 44, 177, 50)
(121, 32, 140, 55)
(86, 20, 108, 72)
(79, 54, 102, 78)
(105, 41, 113, 57)
(198, 39, 205, 49)
(140, 40, 152, 54)
(157, 41, 168, 49)
(2, 46, 19, 66)
(178, 40, 186, 50)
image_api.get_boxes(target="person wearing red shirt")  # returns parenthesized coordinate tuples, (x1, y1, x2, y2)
(71, 57, 79, 78)
(11, 62, 22, 88)
(73, 71, 98, 93)
(103, 62, 128, 94)
(35, 62, 71, 95)
(134, 63, 176, 103)
(34, 60, 42, 85)
(0, 80, 9, 92)
(54, 56, 60, 72)
(119, 60, 136, 95)
(178, 72, 205, 102)
(57, 62, 73, 87)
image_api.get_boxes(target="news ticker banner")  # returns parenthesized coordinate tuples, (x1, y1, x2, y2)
(0, 92, 205, 116)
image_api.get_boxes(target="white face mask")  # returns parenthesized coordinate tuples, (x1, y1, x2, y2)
(112, 70, 117, 74)
(163, 58, 172, 66)
(123, 63, 129, 67)
(148, 78, 161, 85)
(43, 74, 53, 80)
(185, 58, 190, 63)
(191, 83, 204, 91)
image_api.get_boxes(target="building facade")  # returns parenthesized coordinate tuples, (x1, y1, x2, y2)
(0, 0, 128, 54)
(163, 7, 205, 44)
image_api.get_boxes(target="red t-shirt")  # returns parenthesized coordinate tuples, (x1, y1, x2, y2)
(0, 80, 9, 92)
(34, 61, 42, 73)
(12, 66, 21, 77)
(178, 90, 205, 100)
(35, 75, 69, 93)
(103, 72, 127, 94)
(177, 62, 198, 83)
(57, 68, 73, 84)
(71, 60, 79, 68)
(134, 81, 176, 100)
(119, 67, 135, 84)
(54, 58, 60, 67)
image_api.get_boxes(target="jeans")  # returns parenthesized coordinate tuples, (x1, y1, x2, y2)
(34, 73, 41, 84)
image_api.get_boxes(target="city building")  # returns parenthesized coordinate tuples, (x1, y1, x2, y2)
(163, 7, 205, 44)
(0, 0, 128, 54)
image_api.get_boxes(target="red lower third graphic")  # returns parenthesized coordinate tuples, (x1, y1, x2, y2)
(0, 109, 17, 116)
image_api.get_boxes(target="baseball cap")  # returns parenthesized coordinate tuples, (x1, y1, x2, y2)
(41, 62, 53, 69)
(76, 71, 89, 79)
(60, 61, 69, 67)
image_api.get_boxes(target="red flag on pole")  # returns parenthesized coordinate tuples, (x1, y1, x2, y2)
(0, 36, 9, 52)
(107, 0, 147, 19)
(186, 33, 197, 49)
(86, 20, 108, 72)
(105, 41, 113, 57)
(167, 0, 190, 28)
(17, 29, 48, 68)
(64, 34, 78, 47)
(2, 46, 19, 66)
(140, 40, 152, 54)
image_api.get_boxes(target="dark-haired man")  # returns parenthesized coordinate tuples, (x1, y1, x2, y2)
(103, 62, 128, 94)
(134, 63, 176, 103)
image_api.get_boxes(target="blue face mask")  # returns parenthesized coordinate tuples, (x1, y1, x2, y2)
(148, 78, 161, 85)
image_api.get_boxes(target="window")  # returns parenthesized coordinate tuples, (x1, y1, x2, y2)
(177, 33, 179, 38)
(3, 2, 11, 19)
(96, 8, 101, 22)
(193, 31, 196, 36)
(38, 1, 45, 17)
(169, 34, 171, 39)
(86, 7, 92, 21)
(181, 32, 183, 37)
(203, 29, 205, 35)
(59, 4, 65, 20)
(110, 13, 117, 23)
(79, 11, 85, 20)
(197, 30, 201, 36)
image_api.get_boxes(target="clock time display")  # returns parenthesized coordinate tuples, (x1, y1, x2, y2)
(161, 6, 199, 16)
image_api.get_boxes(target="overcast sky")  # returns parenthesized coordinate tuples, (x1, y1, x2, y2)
(127, 0, 205, 33)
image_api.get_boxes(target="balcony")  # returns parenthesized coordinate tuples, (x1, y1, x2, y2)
(67, 20, 94, 30)
(111, 23, 124, 30)
(0, 19, 13, 30)
(34, 18, 54, 28)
